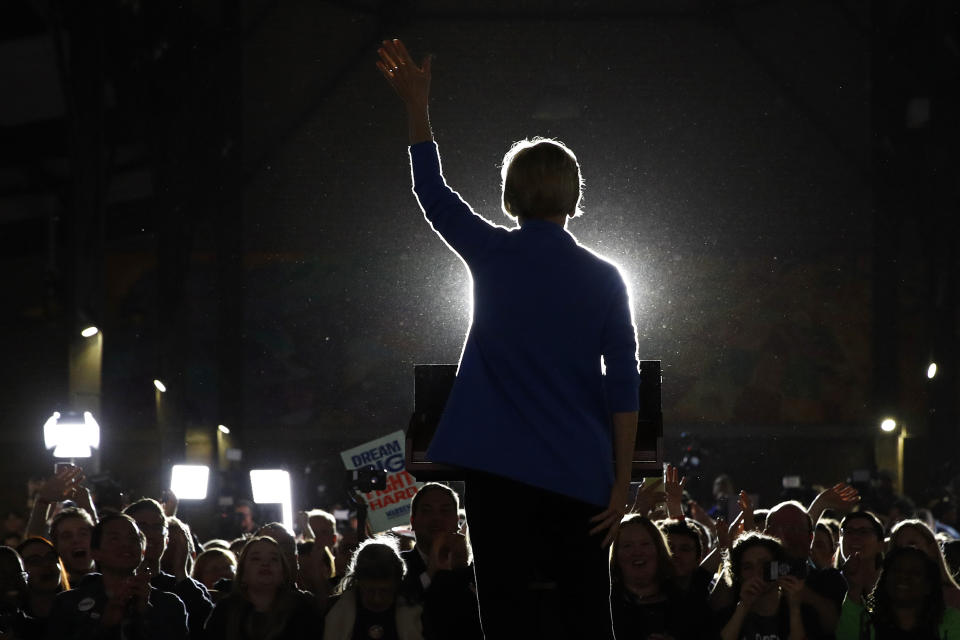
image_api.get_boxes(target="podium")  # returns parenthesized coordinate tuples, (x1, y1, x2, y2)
(405, 361, 663, 481)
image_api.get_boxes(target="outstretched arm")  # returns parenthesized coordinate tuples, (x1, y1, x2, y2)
(377, 39, 433, 144)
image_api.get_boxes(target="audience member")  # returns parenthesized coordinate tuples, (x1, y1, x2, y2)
(15, 537, 67, 630)
(0, 545, 43, 639)
(718, 533, 819, 640)
(46, 513, 188, 639)
(889, 519, 960, 610)
(764, 500, 846, 635)
(811, 521, 837, 570)
(839, 511, 886, 604)
(324, 537, 422, 640)
(611, 515, 713, 639)
(837, 545, 960, 639)
(203, 535, 317, 640)
(124, 498, 213, 638)
(194, 547, 238, 592)
(48, 507, 96, 583)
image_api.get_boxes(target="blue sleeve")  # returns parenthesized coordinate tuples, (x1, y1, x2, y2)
(409, 141, 505, 265)
(601, 271, 640, 412)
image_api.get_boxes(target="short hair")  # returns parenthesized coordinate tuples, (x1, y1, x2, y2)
(501, 138, 583, 221)
(767, 500, 814, 534)
(50, 507, 95, 546)
(91, 513, 145, 551)
(337, 536, 405, 594)
(727, 532, 786, 595)
(255, 523, 296, 558)
(192, 547, 237, 584)
(840, 511, 885, 541)
(659, 519, 703, 561)
(410, 483, 459, 517)
(123, 498, 165, 520)
(234, 536, 295, 595)
(610, 515, 675, 588)
(203, 539, 230, 551)
(307, 509, 336, 528)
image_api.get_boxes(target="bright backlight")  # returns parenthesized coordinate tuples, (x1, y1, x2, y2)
(250, 469, 293, 532)
(927, 363, 938, 379)
(170, 465, 209, 500)
(43, 411, 100, 458)
(153, 379, 167, 393)
(880, 418, 897, 433)
(81, 326, 99, 338)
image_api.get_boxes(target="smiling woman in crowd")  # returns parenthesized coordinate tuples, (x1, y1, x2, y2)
(611, 514, 714, 639)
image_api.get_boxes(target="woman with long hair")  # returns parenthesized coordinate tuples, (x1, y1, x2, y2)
(610, 515, 713, 639)
(718, 533, 810, 640)
(837, 545, 960, 639)
(889, 519, 960, 610)
(203, 536, 318, 640)
(323, 537, 422, 640)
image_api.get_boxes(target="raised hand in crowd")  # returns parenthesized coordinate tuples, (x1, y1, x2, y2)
(629, 478, 665, 517)
(26, 465, 97, 539)
(738, 490, 756, 532)
(664, 464, 687, 519)
(808, 483, 859, 524)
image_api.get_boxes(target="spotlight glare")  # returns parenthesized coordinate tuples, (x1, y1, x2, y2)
(170, 465, 209, 500)
(43, 411, 101, 458)
(218, 424, 230, 434)
(927, 363, 938, 379)
(153, 379, 167, 393)
(880, 418, 897, 433)
(81, 326, 99, 338)
(250, 469, 293, 532)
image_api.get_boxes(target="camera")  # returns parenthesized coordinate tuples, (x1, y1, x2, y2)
(764, 559, 809, 581)
(347, 465, 387, 493)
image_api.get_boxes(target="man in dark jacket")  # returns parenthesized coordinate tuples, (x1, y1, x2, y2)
(400, 483, 481, 639)
(123, 499, 212, 638)
(46, 513, 188, 640)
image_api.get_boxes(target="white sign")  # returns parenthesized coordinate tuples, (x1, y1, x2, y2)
(340, 430, 420, 533)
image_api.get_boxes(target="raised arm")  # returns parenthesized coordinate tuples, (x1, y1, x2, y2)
(377, 39, 432, 144)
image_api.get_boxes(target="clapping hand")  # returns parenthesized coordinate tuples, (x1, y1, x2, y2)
(37, 465, 84, 504)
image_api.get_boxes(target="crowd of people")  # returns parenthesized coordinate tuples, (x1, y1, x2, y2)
(0, 461, 959, 639)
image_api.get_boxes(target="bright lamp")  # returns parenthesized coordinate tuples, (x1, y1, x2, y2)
(43, 411, 100, 458)
(170, 465, 210, 500)
(250, 469, 293, 531)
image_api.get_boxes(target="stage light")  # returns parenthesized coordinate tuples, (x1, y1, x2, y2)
(81, 326, 99, 338)
(218, 424, 230, 434)
(927, 363, 937, 379)
(43, 411, 100, 458)
(153, 379, 167, 393)
(880, 418, 897, 433)
(170, 465, 209, 500)
(250, 469, 293, 532)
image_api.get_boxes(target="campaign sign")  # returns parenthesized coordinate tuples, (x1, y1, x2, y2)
(340, 430, 420, 533)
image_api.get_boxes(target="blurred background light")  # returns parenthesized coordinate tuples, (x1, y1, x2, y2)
(170, 465, 209, 500)
(927, 362, 937, 379)
(153, 379, 167, 393)
(250, 469, 293, 531)
(80, 326, 99, 338)
(880, 418, 897, 433)
(43, 411, 100, 458)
